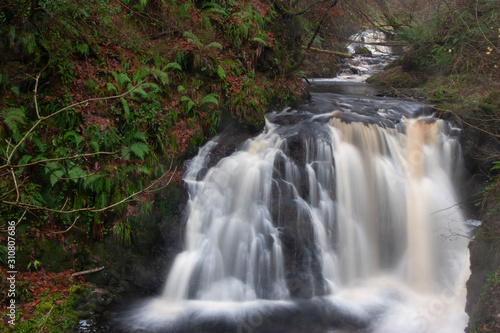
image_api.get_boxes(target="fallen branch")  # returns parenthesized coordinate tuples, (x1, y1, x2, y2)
(72, 266, 106, 277)
(305, 46, 352, 58)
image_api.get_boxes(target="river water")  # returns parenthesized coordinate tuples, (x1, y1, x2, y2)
(116, 32, 472, 333)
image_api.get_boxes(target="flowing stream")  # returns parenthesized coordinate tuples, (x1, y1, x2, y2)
(120, 33, 472, 333)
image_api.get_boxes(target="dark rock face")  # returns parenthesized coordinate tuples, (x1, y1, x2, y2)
(270, 130, 336, 299)
(465, 216, 500, 332)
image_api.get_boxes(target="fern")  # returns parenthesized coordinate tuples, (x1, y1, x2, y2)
(11, 86, 20, 96)
(89, 141, 100, 152)
(111, 72, 131, 91)
(49, 168, 65, 187)
(200, 93, 219, 107)
(119, 97, 130, 122)
(128, 84, 148, 99)
(106, 82, 117, 93)
(166, 62, 182, 71)
(113, 221, 132, 247)
(68, 166, 87, 183)
(3, 107, 25, 142)
(133, 68, 148, 84)
(203, 2, 228, 16)
(184, 31, 202, 48)
(206, 42, 222, 50)
(180, 96, 196, 115)
(142, 82, 160, 94)
(138, 165, 151, 175)
(252, 37, 266, 45)
(150, 68, 169, 85)
(130, 142, 149, 160)
(133, 131, 147, 142)
(121, 147, 131, 161)
(83, 174, 106, 191)
(217, 65, 226, 80)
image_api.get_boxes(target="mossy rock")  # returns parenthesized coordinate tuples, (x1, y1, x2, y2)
(354, 46, 372, 56)
(37, 239, 72, 272)
(366, 65, 428, 88)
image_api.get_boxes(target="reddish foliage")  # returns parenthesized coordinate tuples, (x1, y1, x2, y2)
(0, 267, 90, 325)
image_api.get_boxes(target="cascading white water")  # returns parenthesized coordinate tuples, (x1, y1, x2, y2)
(125, 103, 470, 332)
(347, 30, 393, 55)
(123, 33, 471, 332)
(163, 127, 290, 302)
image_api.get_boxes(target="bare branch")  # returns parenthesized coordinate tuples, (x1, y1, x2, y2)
(48, 216, 80, 234)
(5, 151, 121, 170)
(72, 266, 105, 277)
(1, 166, 177, 217)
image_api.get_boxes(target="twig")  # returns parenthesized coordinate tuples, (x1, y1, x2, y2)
(5, 151, 120, 170)
(2, 165, 176, 215)
(30, 73, 41, 119)
(49, 216, 79, 234)
(10, 167, 20, 202)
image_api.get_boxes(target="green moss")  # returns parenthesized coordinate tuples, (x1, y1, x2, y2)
(38, 239, 71, 272)
(366, 65, 428, 88)
(354, 46, 372, 56)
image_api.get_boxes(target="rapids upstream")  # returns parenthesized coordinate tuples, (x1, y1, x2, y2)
(114, 33, 473, 333)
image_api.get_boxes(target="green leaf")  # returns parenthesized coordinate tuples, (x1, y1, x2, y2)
(138, 165, 151, 175)
(129, 85, 148, 99)
(206, 42, 223, 49)
(11, 86, 20, 96)
(119, 97, 130, 122)
(141, 82, 160, 94)
(180, 96, 196, 114)
(133, 68, 148, 84)
(130, 142, 149, 160)
(183, 31, 201, 48)
(252, 37, 266, 45)
(150, 68, 169, 85)
(18, 155, 32, 165)
(32, 137, 47, 153)
(89, 141, 100, 152)
(133, 131, 147, 142)
(3, 107, 25, 142)
(217, 65, 226, 80)
(83, 174, 106, 191)
(50, 169, 65, 187)
(106, 82, 117, 93)
(17, 154, 32, 172)
(112, 72, 131, 91)
(68, 166, 87, 183)
(200, 94, 219, 106)
(121, 147, 131, 160)
(166, 62, 182, 71)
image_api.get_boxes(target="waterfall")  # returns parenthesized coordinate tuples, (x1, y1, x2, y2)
(121, 38, 471, 332)
(123, 97, 470, 332)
